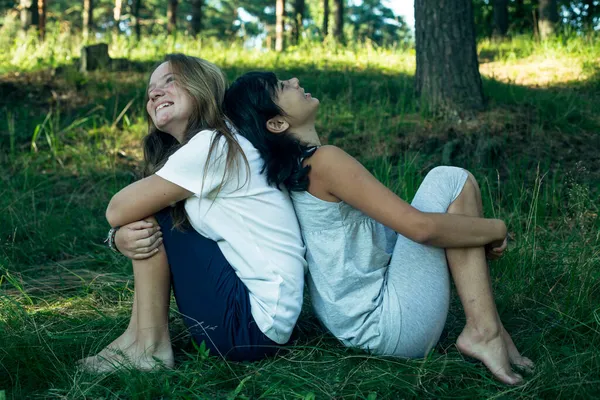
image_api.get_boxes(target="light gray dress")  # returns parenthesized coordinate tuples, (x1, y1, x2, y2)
(291, 166, 468, 357)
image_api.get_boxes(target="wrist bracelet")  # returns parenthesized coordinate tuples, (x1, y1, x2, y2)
(105, 227, 121, 253)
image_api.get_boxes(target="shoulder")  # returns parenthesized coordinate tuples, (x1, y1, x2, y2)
(305, 145, 356, 176)
(306, 145, 346, 165)
(187, 129, 220, 146)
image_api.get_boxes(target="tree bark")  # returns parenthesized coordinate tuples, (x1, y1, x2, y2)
(292, 0, 305, 44)
(322, 0, 329, 36)
(132, 0, 142, 40)
(333, 0, 343, 43)
(414, 0, 484, 115)
(37, 0, 46, 40)
(167, 0, 178, 35)
(275, 0, 285, 51)
(20, 0, 38, 31)
(538, 0, 558, 39)
(190, 0, 203, 37)
(492, 0, 508, 37)
(83, 0, 93, 40)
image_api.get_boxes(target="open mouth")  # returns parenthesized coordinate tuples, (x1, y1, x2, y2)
(156, 102, 173, 113)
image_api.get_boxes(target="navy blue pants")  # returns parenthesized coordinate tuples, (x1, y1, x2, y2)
(156, 210, 279, 361)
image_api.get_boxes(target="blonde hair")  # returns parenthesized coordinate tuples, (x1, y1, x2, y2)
(143, 54, 249, 229)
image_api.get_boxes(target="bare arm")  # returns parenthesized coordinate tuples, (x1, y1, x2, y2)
(307, 146, 506, 248)
(106, 174, 193, 228)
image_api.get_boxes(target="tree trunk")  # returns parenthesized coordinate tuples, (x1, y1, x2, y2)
(167, 0, 178, 35)
(292, 0, 305, 44)
(492, 0, 508, 37)
(414, 0, 484, 115)
(132, 0, 142, 40)
(322, 0, 329, 36)
(538, 0, 558, 39)
(37, 0, 46, 40)
(333, 0, 343, 43)
(83, 0, 93, 41)
(275, 0, 285, 51)
(191, 0, 203, 37)
(20, 0, 38, 31)
(113, 0, 122, 33)
(584, 0, 596, 30)
(514, 0, 525, 33)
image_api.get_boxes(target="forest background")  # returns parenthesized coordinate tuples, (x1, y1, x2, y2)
(0, 0, 599, 398)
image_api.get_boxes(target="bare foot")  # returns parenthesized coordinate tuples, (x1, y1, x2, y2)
(78, 328, 138, 371)
(502, 327, 534, 371)
(81, 340, 174, 373)
(456, 325, 523, 385)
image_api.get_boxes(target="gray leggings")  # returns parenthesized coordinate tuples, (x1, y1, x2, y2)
(376, 166, 469, 357)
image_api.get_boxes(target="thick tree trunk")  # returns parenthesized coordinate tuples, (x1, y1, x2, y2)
(167, 0, 178, 35)
(190, 0, 203, 37)
(333, 0, 343, 43)
(292, 0, 305, 44)
(83, 0, 93, 40)
(538, 0, 558, 39)
(132, 0, 142, 40)
(37, 0, 46, 40)
(275, 0, 285, 51)
(322, 0, 329, 36)
(414, 0, 484, 115)
(492, 0, 508, 37)
(113, 0, 122, 33)
(20, 0, 38, 30)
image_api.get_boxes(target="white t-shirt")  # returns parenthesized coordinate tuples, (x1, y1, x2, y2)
(156, 129, 306, 344)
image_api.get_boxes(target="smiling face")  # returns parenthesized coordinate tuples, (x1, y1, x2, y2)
(146, 61, 194, 142)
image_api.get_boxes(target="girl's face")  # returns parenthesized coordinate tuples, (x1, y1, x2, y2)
(274, 77, 319, 127)
(146, 61, 194, 142)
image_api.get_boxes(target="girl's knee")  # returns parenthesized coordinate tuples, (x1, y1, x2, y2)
(463, 170, 480, 191)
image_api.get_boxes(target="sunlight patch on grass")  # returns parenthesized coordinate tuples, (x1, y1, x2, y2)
(480, 55, 593, 87)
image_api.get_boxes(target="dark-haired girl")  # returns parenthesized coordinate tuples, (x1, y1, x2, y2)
(223, 72, 534, 385)
(80, 57, 306, 371)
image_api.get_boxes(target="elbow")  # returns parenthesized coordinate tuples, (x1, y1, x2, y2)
(411, 213, 435, 245)
(105, 199, 123, 228)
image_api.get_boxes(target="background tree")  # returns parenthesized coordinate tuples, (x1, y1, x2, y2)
(348, 0, 410, 46)
(332, 0, 343, 42)
(167, 0, 177, 35)
(538, 0, 559, 39)
(415, 0, 484, 115)
(113, 0, 122, 34)
(275, 0, 285, 51)
(322, 0, 329, 36)
(292, 0, 305, 44)
(493, 0, 509, 37)
(190, 0, 204, 37)
(37, 0, 46, 40)
(132, 0, 142, 40)
(19, 0, 38, 31)
(82, 0, 93, 40)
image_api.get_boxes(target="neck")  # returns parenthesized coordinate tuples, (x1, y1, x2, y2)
(168, 126, 186, 143)
(294, 123, 321, 146)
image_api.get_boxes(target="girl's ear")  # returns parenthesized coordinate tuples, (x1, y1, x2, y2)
(266, 116, 290, 134)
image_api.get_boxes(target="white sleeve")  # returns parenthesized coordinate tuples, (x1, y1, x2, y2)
(156, 130, 227, 197)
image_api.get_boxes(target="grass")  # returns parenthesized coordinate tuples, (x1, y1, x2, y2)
(1, 29, 600, 398)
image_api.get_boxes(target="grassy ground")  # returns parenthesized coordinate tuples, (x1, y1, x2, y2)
(1, 31, 599, 398)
